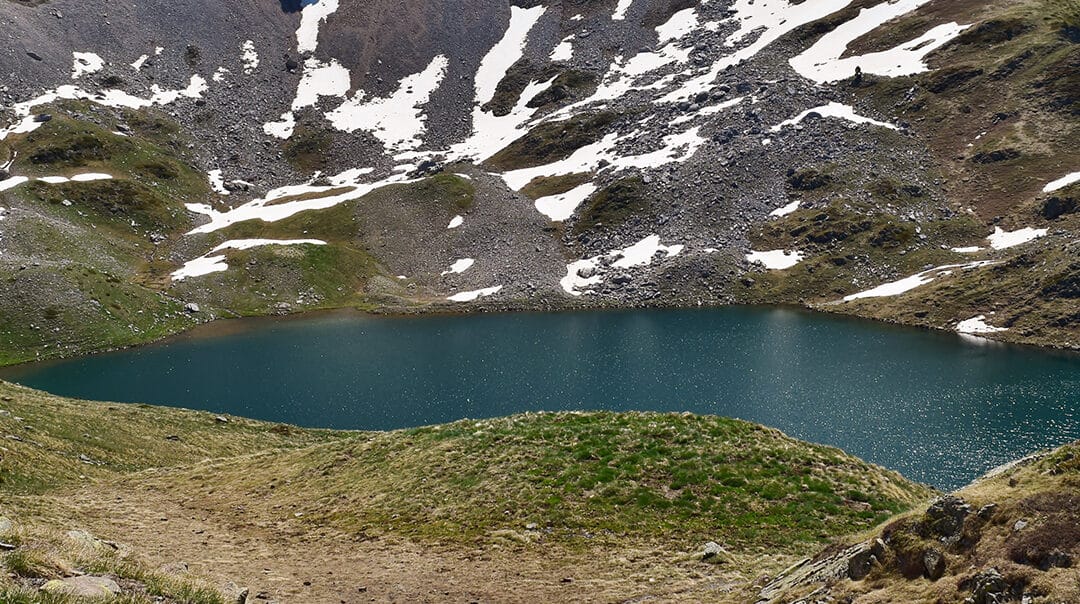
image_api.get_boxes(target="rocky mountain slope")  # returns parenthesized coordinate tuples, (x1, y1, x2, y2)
(0, 0, 1077, 363)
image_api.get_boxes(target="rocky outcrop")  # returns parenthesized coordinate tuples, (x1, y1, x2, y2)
(758, 442, 1080, 604)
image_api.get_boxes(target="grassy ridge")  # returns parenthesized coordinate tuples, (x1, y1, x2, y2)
(127, 411, 931, 550)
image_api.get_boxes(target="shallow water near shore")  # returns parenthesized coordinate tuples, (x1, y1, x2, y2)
(3, 306, 1078, 490)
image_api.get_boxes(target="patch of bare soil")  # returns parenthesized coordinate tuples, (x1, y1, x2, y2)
(59, 480, 764, 603)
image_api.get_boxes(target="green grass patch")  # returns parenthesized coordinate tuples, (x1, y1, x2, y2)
(520, 172, 593, 200)
(572, 176, 648, 235)
(282, 125, 332, 173)
(485, 112, 617, 172)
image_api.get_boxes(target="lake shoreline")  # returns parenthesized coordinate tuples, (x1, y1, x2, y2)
(4, 304, 1078, 490)
(3, 295, 1077, 371)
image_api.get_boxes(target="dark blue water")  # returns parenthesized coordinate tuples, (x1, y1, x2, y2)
(2, 307, 1077, 490)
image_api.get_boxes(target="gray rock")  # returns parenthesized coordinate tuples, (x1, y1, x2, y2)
(0, 516, 12, 534)
(847, 546, 875, 580)
(184, 303, 201, 313)
(67, 529, 120, 553)
(702, 541, 726, 561)
(41, 575, 121, 599)
(1012, 519, 1028, 531)
(576, 265, 597, 279)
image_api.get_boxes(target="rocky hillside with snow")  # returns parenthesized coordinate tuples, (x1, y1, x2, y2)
(0, 0, 1077, 361)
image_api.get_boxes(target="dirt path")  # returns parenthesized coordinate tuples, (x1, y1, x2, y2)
(61, 480, 759, 603)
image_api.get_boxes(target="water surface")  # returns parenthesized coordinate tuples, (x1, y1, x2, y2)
(3, 307, 1077, 490)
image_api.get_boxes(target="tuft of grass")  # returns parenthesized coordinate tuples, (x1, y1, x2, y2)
(0, 523, 229, 603)
(520, 172, 594, 200)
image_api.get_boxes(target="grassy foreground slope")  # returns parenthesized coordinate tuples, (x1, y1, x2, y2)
(0, 380, 932, 602)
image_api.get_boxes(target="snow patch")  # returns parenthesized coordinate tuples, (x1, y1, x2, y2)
(2, 79, 209, 141)
(656, 8, 698, 43)
(296, 0, 339, 53)
(790, 0, 969, 84)
(131, 54, 149, 71)
(326, 55, 449, 153)
(292, 58, 351, 110)
(242, 40, 259, 74)
(747, 250, 803, 270)
(951, 246, 982, 254)
(987, 227, 1047, 250)
(550, 36, 574, 62)
(263, 112, 296, 139)
(208, 170, 229, 195)
(441, 258, 475, 276)
(171, 239, 327, 281)
(447, 215, 464, 229)
(659, 0, 855, 104)
(614, 235, 684, 268)
(612, 0, 634, 20)
(534, 183, 596, 222)
(770, 200, 800, 217)
(1043, 171, 1080, 193)
(0, 176, 29, 192)
(843, 261, 997, 301)
(475, 6, 546, 106)
(771, 102, 898, 132)
(956, 315, 1008, 335)
(38, 173, 112, 184)
(448, 286, 502, 302)
(72, 52, 104, 79)
(186, 169, 417, 234)
(560, 235, 684, 295)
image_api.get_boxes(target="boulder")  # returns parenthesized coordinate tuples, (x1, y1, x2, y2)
(925, 495, 972, 541)
(41, 576, 121, 599)
(923, 548, 946, 580)
(1040, 194, 1078, 219)
(702, 541, 727, 562)
(968, 568, 1007, 604)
